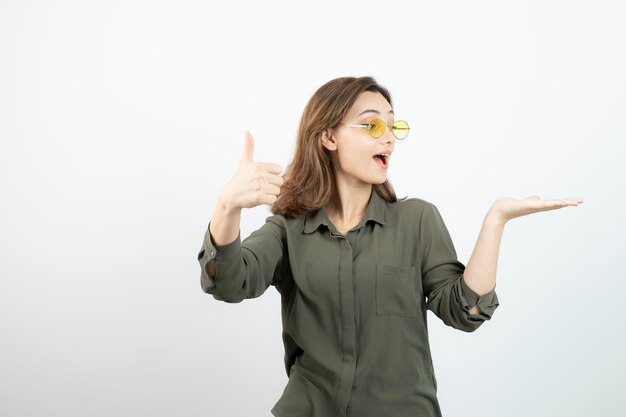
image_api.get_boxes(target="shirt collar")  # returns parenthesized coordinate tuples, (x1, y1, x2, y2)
(303, 189, 388, 234)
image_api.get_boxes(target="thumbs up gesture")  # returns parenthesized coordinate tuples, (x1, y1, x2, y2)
(218, 132, 284, 211)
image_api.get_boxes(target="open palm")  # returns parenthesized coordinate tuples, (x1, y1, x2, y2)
(490, 195, 584, 224)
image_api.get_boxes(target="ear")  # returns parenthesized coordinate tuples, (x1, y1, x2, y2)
(321, 128, 338, 151)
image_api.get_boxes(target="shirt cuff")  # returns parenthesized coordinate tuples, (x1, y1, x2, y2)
(201, 223, 241, 259)
(197, 222, 242, 290)
(459, 276, 500, 320)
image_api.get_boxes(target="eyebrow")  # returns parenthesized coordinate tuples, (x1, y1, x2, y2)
(358, 109, 395, 116)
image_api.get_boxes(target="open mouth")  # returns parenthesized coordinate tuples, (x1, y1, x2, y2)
(373, 154, 389, 168)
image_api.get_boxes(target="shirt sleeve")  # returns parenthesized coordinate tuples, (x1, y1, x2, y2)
(419, 202, 500, 332)
(197, 216, 285, 303)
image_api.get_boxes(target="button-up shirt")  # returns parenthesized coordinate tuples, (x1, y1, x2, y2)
(197, 189, 500, 417)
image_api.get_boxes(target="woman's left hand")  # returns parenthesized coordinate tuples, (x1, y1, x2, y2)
(488, 195, 584, 226)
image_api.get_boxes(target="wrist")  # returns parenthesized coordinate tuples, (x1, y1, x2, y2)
(216, 195, 240, 216)
(485, 207, 507, 228)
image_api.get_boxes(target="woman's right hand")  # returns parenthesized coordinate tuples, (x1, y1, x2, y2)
(217, 131, 284, 212)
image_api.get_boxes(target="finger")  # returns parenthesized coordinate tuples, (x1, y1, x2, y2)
(262, 172, 285, 187)
(262, 183, 281, 196)
(565, 197, 584, 204)
(557, 198, 583, 206)
(257, 162, 283, 175)
(240, 131, 254, 164)
(259, 193, 278, 206)
(546, 198, 582, 205)
(539, 199, 580, 210)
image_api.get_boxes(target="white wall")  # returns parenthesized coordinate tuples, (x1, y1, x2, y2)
(1, 0, 624, 416)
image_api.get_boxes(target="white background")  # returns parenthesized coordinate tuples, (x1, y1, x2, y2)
(1, 0, 625, 416)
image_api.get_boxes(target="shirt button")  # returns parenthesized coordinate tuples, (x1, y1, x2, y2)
(209, 250, 215, 257)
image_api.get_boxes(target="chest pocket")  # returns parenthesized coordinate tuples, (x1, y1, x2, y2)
(375, 264, 418, 318)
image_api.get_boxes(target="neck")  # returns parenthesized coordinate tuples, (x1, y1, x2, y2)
(325, 178, 373, 225)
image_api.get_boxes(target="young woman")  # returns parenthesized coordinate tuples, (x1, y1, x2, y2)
(197, 76, 583, 417)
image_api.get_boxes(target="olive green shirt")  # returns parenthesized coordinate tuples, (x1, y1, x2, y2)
(197, 190, 500, 417)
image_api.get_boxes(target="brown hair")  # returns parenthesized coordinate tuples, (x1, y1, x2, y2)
(271, 76, 406, 219)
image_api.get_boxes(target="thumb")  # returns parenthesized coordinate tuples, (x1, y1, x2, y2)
(240, 131, 254, 164)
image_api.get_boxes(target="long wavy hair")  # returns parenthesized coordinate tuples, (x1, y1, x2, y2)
(271, 76, 406, 219)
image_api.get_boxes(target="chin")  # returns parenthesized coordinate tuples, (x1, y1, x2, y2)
(367, 175, 388, 185)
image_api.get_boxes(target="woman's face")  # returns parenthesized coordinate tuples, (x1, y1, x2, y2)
(323, 91, 396, 185)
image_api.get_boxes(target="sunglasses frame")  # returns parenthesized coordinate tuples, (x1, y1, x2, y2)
(341, 118, 410, 140)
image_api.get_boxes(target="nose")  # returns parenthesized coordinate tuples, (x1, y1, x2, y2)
(379, 126, 395, 144)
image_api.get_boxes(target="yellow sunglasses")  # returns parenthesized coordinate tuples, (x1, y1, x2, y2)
(341, 119, 410, 140)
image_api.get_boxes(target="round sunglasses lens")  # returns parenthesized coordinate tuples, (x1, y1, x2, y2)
(392, 120, 410, 139)
(368, 119, 386, 138)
